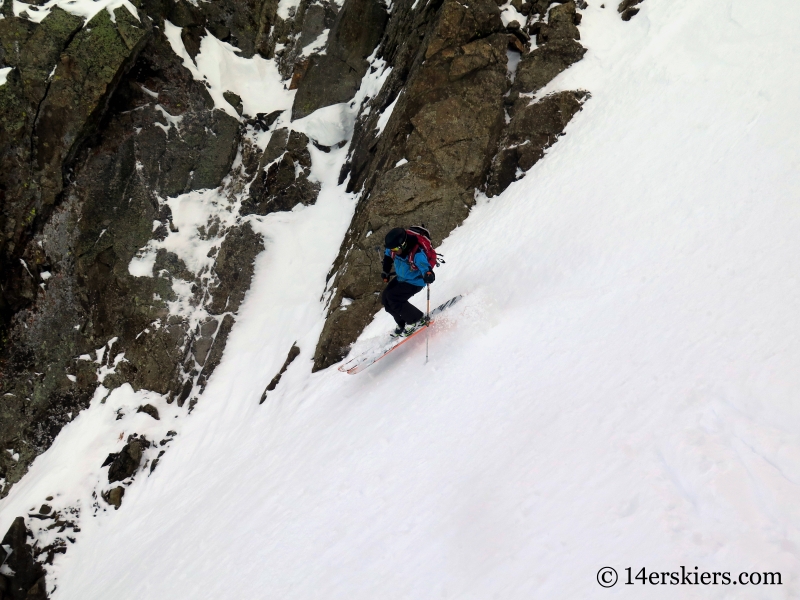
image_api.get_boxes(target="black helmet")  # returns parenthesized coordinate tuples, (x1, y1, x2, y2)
(384, 227, 408, 251)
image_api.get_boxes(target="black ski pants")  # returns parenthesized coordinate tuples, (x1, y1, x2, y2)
(381, 278, 424, 328)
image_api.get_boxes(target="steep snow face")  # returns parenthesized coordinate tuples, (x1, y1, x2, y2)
(6, 0, 800, 597)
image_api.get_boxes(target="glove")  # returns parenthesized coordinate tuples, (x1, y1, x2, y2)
(381, 272, 390, 283)
(422, 270, 435, 284)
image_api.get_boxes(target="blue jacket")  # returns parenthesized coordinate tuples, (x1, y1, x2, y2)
(385, 248, 430, 287)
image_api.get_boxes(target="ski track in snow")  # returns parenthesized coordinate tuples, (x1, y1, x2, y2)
(2, 0, 800, 597)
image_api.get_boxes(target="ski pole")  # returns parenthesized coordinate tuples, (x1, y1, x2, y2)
(425, 285, 430, 364)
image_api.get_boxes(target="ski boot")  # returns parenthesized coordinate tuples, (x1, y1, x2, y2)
(401, 316, 430, 336)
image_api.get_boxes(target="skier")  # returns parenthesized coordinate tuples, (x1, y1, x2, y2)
(381, 227, 436, 336)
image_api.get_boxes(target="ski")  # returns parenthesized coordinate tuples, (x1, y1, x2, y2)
(338, 295, 463, 375)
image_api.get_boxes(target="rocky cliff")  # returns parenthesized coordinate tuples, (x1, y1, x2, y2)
(0, 0, 643, 592)
(311, 0, 589, 369)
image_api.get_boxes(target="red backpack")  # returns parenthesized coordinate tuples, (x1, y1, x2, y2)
(403, 225, 440, 270)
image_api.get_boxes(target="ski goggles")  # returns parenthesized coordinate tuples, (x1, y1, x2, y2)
(389, 242, 406, 252)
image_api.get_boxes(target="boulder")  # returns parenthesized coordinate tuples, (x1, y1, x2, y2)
(136, 404, 160, 420)
(104, 435, 151, 483)
(618, 0, 644, 20)
(102, 486, 125, 509)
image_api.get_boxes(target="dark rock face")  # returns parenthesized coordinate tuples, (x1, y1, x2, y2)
(0, 0, 268, 498)
(0, 4, 155, 496)
(163, 0, 275, 60)
(0, 6, 148, 325)
(0, 517, 46, 600)
(487, 90, 589, 196)
(291, 0, 389, 119)
(273, 0, 342, 81)
(208, 223, 265, 315)
(312, 0, 588, 370)
(32, 8, 150, 188)
(241, 130, 320, 216)
(136, 107, 240, 197)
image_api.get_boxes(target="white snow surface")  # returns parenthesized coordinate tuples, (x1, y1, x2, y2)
(163, 21, 294, 119)
(0, 67, 11, 86)
(3, 0, 800, 597)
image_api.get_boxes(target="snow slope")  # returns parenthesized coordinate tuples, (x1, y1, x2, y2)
(4, 0, 800, 597)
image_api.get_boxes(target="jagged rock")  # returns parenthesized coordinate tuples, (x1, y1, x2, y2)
(191, 318, 219, 366)
(15, 8, 83, 105)
(104, 435, 151, 483)
(260, 344, 301, 403)
(620, 6, 640, 20)
(487, 90, 589, 196)
(207, 222, 265, 315)
(242, 130, 320, 216)
(486, 1, 588, 195)
(64, 128, 186, 396)
(136, 404, 160, 420)
(0, 517, 46, 599)
(313, 0, 509, 370)
(153, 250, 194, 282)
(102, 486, 125, 509)
(150, 449, 165, 473)
(271, 0, 340, 81)
(195, 314, 236, 393)
(509, 2, 585, 114)
(291, 0, 389, 119)
(510, 39, 585, 108)
(163, 0, 276, 59)
(37, 537, 68, 567)
(0, 10, 82, 227)
(252, 109, 283, 131)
